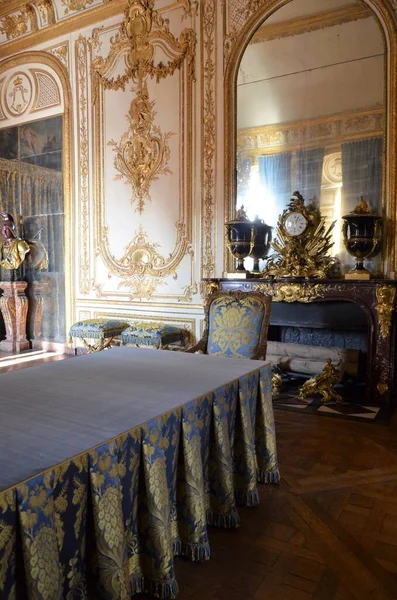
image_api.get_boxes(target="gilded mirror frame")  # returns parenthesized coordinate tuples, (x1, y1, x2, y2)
(224, 0, 397, 278)
(0, 51, 73, 339)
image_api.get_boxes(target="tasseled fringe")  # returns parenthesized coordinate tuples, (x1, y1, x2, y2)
(71, 332, 105, 340)
(173, 538, 211, 562)
(124, 336, 160, 348)
(131, 576, 179, 599)
(206, 510, 240, 529)
(257, 469, 280, 484)
(130, 575, 145, 596)
(235, 488, 260, 507)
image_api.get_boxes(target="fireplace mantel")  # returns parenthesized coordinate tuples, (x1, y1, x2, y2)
(204, 278, 397, 411)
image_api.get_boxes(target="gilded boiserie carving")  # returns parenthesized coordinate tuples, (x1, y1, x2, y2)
(250, 4, 370, 45)
(108, 81, 173, 214)
(61, 0, 95, 14)
(92, 0, 195, 214)
(90, 0, 197, 301)
(201, 0, 216, 278)
(237, 108, 384, 160)
(75, 35, 91, 295)
(48, 42, 69, 70)
(0, 11, 29, 40)
(376, 285, 396, 340)
(257, 283, 330, 304)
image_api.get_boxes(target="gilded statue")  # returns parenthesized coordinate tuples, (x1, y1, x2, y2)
(351, 196, 371, 214)
(298, 358, 343, 403)
(0, 213, 30, 271)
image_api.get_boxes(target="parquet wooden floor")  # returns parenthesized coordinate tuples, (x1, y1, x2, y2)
(173, 409, 397, 600)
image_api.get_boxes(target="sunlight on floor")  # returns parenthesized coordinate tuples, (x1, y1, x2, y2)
(0, 350, 57, 369)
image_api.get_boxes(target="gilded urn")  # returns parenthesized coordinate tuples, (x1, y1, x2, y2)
(225, 206, 254, 273)
(342, 197, 382, 279)
(250, 216, 272, 276)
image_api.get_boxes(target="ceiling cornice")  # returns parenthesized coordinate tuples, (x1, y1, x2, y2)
(0, 0, 126, 57)
(251, 4, 372, 45)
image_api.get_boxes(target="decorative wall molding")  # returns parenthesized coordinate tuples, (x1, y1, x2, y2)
(92, 0, 195, 214)
(237, 107, 384, 160)
(201, 0, 216, 279)
(32, 69, 61, 111)
(0, 65, 64, 122)
(47, 41, 69, 70)
(250, 5, 371, 44)
(89, 0, 198, 302)
(75, 34, 91, 295)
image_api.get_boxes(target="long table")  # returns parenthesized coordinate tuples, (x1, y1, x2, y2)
(0, 347, 279, 599)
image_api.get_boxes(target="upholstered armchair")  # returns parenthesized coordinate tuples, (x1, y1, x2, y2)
(186, 290, 272, 360)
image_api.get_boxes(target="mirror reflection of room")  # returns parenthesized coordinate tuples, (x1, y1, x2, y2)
(0, 116, 65, 342)
(236, 0, 384, 273)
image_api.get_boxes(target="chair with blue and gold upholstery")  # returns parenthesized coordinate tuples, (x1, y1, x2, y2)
(186, 290, 271, 360)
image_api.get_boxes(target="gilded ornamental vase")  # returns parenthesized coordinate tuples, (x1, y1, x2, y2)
(225, 206, 254, 273)
(342, 197, 382, 279)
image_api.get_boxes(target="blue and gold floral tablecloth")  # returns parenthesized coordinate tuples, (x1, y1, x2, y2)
(0, 347, 279, 599)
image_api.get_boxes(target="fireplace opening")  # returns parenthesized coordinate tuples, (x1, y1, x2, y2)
(267, 300, 369, 401)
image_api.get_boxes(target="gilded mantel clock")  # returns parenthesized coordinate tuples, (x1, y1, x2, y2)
(262, 191, 336, 279)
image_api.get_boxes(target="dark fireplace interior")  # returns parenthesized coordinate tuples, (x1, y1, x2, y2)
(268, 300, 369, 400)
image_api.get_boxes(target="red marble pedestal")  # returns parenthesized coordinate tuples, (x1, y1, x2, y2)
(27, 279, 52, 349)
(0, 281, 29, 352)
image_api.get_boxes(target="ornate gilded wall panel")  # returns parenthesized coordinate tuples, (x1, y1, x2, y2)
(88, 0, 198, 302)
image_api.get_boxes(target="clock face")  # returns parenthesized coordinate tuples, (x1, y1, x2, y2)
(284, 212, 308, 236)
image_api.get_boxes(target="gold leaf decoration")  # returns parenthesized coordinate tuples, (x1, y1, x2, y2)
(61, 0, 95, 14)
(108, 81, 173, 213)
(0, 12, 28, 40)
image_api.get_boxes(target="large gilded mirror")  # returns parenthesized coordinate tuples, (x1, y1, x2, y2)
(234, 0, 385, 274)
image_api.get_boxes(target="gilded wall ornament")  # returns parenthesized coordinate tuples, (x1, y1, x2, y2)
(48, 43, 69, 70)
(108, 81, 173, 213)
(36, 0, 55, 26)
(92, 0, 195, 214)
(118, 274, 165, 300)
(257, 282, 329, 304)
(91, 0, 197, 299)
(0, 12, 28, 40)
(5, 73, 32, 115)
(75, 35, 91, 295)
(201, 0, 217, 278)
(376, 285, 396, 339)
(101, 224, 185, 280)
(92, 0, 196, 92)
(61, 0, 95, 14)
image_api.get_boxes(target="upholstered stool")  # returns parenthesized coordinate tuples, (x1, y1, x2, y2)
(121, 322, 189, 350)
(69, 318, 130, 354)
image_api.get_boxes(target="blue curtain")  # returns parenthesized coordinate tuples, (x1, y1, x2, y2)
(258, 153, 292, 225)
(296, 147, 325, 206)
(341, 137, 383, 214)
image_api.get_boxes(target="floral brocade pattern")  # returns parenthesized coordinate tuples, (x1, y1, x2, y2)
(0, 368, 279, 599)
(207, 296, 265, 357)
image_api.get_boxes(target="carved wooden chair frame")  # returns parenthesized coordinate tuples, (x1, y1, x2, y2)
(186, 290, 272, 360)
